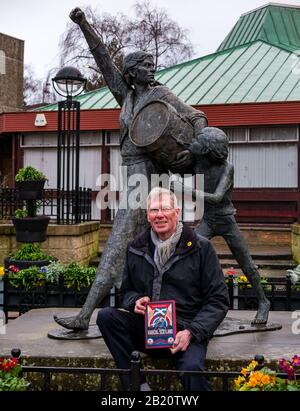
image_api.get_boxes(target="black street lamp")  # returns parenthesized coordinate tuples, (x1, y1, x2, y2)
(52, 66, 86, 99)
(52, 67, 87, 224)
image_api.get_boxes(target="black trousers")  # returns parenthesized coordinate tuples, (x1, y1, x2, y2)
(97, 307, 212, 391)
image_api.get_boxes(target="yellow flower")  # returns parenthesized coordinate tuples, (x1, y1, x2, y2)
(239, 275, 248, 282)
(261, 375, 270, 385)
(234, 376, 245, 387)
(241, 368, 248, 376)
(249, 377, 258, 387)
(247, 360, 258, 371)
(0, 266, 5, 276)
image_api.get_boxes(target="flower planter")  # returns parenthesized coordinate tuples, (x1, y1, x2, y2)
(12, 216, 50, 242)
(227, 278, 300, 311)
(15, 180, 46, 200)
(3, 277, 118, 315)
(4, 257, 51, 270)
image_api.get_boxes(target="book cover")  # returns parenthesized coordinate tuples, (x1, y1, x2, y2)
(145, 300, 176, 349)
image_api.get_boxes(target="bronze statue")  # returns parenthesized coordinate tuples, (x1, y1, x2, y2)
(54, 7, 207, 331)
(174, 127, 270, 324)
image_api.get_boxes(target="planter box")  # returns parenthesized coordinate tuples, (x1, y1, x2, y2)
(227, 278, 300, 311)
(15, 180, 46, 200)
(3, 276, 118, 315)
(12, 216, 50, 242)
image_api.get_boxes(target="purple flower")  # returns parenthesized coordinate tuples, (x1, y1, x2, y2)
(292, 355, 300, 367)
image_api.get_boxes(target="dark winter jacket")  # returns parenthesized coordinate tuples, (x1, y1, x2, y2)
(119, 224, 230, 342)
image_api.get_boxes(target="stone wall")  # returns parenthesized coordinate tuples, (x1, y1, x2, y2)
(0, 221, 100, 266)
(0, 33, 24, 113)
(292, 224, 300, 263)
(0, 224, 17, 264)
(98, 223, 292, 252)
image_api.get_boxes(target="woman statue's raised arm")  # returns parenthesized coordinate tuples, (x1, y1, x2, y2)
(69, 7, 128, 106)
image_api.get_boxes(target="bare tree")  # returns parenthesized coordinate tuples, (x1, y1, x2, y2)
(59, 5, 131, 90)
(58, 1, 194, 90)
(23, 65, 57, 107)
(131, 1, 194, 69)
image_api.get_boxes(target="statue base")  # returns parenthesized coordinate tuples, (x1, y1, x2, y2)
(213, 317, 282, 337)
(47, 317, 282, 339)
(48, 324, 102, 340)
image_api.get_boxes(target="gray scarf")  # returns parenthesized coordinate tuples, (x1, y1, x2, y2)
(150, 222, 183, 273)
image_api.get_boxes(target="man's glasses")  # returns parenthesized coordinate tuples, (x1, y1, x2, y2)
(148, 207, 174, 215)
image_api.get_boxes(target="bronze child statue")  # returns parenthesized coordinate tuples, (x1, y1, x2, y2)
(175, 127, 270, 324)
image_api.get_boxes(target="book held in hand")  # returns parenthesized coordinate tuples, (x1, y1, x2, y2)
(145, 300, 176, 349)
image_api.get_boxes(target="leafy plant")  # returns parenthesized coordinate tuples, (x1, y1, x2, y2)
(287, 264, 300, 285)
(15, 166, 46, 182)
(41, 261, 64, 284)
(0, 357, 29, 391)
(15, 208, 28, 218)
(63, 262, 96, 291)
(9, 243, 55, 262)
(8, 266, 45, 290)
(8, 261, 95, 291)
(224, 269, 270, 290)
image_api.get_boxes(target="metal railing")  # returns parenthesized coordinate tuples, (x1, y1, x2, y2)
(8, 349, 300, 392)
(0, 187, 92, 224)
(226, 276, 300, 311)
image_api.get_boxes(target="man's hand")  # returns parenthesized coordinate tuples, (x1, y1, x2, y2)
(69, 7, 86, 25)
(170, 329, 193, 354)
(170, 150, 194, 173)
(134, 296, 150, 315)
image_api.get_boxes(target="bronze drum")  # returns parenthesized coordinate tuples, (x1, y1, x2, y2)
(129, 100, 194, 173)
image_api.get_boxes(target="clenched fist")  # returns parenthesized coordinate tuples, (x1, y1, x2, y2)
(69, 7, 86, 25)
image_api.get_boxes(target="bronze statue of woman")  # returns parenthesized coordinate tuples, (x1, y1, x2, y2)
(54, 7, 207, 331)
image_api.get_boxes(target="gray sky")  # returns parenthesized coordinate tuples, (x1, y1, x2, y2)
(1, 0, 300, 79)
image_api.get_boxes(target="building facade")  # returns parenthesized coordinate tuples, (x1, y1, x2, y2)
(0, 3, 299, 224)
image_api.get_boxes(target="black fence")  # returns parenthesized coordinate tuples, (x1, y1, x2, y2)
(226, 277, 300, 311)
(7, 349, 300, 391)
(0, 188, 92, 224)
(2, 274, 118, 320)
(3, 275, 299, 321)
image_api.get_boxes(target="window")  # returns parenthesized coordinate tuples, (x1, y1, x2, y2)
(105, 131, 120, 146)
(21, 132, 102, 147)
(220, 127, 247, 142)
(249, 126, 298, 142)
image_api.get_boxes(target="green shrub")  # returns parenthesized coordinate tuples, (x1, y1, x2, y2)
(15, 166, 46, 182)
(9, 266, 45, 290)
(9, 243, 55, 262)
(63, 262, 96, 291)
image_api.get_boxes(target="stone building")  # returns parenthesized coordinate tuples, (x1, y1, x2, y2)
(0, 32, 24, 113)
(0, 32, 24, 188)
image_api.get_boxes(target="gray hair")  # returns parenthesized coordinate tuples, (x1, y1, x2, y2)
(147, 187, 179, 209)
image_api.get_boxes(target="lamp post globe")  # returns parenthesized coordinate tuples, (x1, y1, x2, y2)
(52, 66, 86, 99)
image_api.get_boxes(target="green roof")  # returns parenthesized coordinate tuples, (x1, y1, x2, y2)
(40, 3, 300, 111)
(218, 3, 300, 52)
